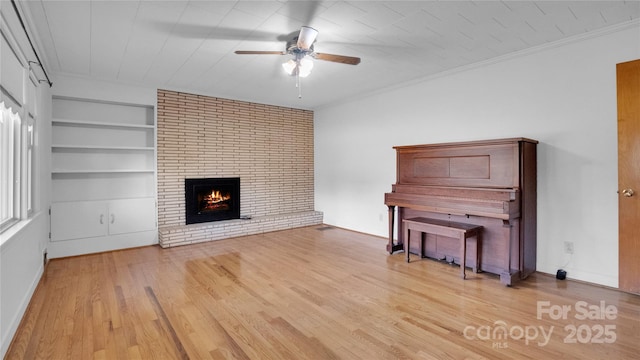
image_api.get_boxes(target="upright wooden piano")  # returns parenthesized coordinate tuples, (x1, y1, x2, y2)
(384, 138, 537, 286)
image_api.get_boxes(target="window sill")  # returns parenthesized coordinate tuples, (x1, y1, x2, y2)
(0, 214, 39, 250)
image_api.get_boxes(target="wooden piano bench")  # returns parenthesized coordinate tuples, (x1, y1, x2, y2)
(402, 217, 483, 279)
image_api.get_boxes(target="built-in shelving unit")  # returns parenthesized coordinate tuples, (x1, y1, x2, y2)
(49, 96, 158, 257)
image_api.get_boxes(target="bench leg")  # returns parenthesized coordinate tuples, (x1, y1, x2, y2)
(474, 233, 481, 273)
(405, 224, 410, 263)
(460, 234, 466, 279)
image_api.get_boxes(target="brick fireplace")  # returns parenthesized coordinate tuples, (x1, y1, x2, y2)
(156, 90, 322, 247)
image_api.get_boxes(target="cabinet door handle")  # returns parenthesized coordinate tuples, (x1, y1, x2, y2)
(110, 214, 115, 224)
(100, 214, 104, 224)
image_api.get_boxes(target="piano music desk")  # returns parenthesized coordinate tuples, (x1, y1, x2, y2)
(403, 217, 482, 279)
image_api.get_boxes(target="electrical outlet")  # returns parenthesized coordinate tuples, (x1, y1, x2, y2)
(564, 241, 574, 254)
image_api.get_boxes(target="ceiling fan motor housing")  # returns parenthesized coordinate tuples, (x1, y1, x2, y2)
(286, 38, 314, 56)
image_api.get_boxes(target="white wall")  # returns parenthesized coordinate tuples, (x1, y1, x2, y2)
(314, 23, 640, 288)
(0, 211, 50, 357)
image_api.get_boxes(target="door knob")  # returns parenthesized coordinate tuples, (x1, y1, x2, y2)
(622, 188, 635, 197)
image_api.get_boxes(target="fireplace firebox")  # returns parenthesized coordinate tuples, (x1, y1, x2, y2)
(185, 178, 240, 225)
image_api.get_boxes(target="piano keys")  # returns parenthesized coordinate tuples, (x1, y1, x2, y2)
(384, 138, 537, 286)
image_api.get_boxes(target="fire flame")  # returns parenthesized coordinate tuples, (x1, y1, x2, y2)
(206, 190, 230, 204)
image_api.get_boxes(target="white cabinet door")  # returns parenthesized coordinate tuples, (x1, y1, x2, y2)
(51, 201, 108, 241)
(107, 198, 156, 235)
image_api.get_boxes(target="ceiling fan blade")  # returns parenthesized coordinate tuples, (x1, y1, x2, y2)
(235, 51, 286, 55)
(315, 53, 361, 65)
(287, 1, 322, 30)
(297, 26, 318, 50)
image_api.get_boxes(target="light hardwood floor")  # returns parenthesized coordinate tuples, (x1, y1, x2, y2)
(6, 226, 640, 359)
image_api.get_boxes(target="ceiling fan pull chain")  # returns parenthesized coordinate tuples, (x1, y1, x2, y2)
(297, 72, 302, 99)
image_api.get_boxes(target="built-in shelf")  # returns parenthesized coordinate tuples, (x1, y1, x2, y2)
(52, 145, 155, 151)
(50, 96, 157, 257)
(52, 169, 155, 174)
(52, 118, 154, 129)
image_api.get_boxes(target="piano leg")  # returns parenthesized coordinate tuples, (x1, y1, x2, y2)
(388, 205, 395, 254)
(501, 219, 516, 286)
(387, 205, 404, 254)
(500, 271, 519, 287)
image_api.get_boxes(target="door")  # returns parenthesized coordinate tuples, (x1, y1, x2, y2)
(617, 59, 640, 294)
(108, 198, 156, 235)
(51, 201, 108, 241)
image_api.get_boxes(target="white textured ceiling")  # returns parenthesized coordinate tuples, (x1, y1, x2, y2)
(22, 0, 640, 109)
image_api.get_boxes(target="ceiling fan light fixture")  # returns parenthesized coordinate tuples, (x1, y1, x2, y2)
(282, 59, 297, 75)
(298, 56, 314, 77)
(282, 55, 314, 78)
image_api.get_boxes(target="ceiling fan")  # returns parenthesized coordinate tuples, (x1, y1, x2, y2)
(235, 26, 361, 98)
